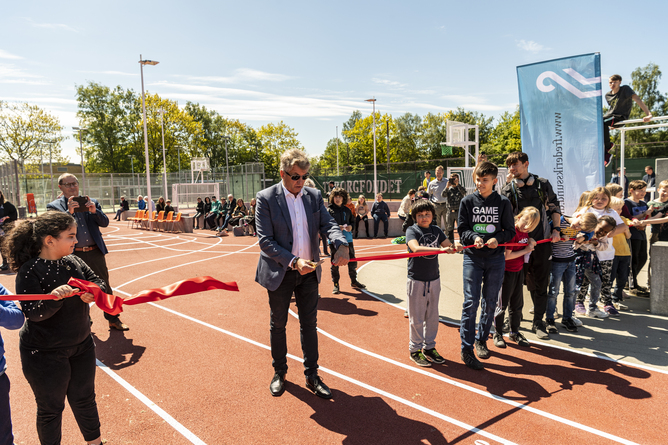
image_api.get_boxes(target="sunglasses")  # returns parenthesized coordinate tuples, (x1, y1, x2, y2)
(286, 172, 309, 181)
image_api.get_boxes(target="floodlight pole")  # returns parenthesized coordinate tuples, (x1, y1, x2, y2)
(158, 108, 168, 199)
(366, 97, 377, 198)
(72, 126, 87, 195)
(139, 54, 159, 229)
(336, 126, 339, 176)
(223, 135, 231, 196)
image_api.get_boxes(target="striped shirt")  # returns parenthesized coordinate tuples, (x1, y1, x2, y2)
(552, 215, 576, 262)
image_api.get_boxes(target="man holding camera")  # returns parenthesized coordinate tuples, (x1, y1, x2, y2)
(47, 173, 128, 331)
(442, 173, 467, 242)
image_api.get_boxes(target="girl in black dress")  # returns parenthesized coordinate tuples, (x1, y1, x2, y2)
(3, 211, 106, 445)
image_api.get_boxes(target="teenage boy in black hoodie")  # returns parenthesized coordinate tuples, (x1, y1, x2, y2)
(328, 188, 366, 294)
(458, 162, 515, 370)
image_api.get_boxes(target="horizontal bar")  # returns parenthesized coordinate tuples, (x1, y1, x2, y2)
(615, 115, 668, 125)
(617, 121, 668, 132)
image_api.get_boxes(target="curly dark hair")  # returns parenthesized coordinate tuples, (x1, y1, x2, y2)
(330, 187, 349, 206)
(410, 199, 436, 219)
(1, 211, 76, 271)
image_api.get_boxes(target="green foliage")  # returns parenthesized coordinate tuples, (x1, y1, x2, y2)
(256, 121, 304, 178)
(0, 101, 66, 171)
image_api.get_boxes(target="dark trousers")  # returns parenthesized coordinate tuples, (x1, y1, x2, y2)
(630, 239, 648, 288)
(114, 209, 125, 220)
(610, 255, 631, 302)
(0, 372, 13, 445)
(495, 269, 524, 334)
(330, 243, 357, 283)
(193, 212, 203, 228)
(320, 235, 329, 255)
(73, 249, 119, 324)
(221, 213, 233, 229)
(525, 242, 552, 323)
(21, 336, 100, 445)
(204, 213, 218, 229)
(355, 215, 369, 237)
(373, 213, 388, 237)
(268, 270, 320, 377)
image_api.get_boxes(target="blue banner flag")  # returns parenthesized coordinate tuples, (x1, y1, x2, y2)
(517, 53, 603, 215)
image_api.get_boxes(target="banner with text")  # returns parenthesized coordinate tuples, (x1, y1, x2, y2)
(517, 53, 603, 215)
(313, 172, 423, 200)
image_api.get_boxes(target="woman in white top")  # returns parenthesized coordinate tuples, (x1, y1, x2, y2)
(354, 195, 370, 238)
(397, 189, 416, 221)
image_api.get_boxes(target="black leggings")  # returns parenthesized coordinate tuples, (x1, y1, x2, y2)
(21, 335, 100, 444)
(630, 239, 648, 287)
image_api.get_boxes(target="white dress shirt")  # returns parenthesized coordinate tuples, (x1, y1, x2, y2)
(282, 183, 312, 266)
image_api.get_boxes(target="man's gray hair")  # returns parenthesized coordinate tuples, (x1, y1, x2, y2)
(280, 148, 310, 173)
(58, 173, 78, 185)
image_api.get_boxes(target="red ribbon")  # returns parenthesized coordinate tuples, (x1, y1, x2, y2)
(349, 237, 568, 263)
(0, 276, 239, 316)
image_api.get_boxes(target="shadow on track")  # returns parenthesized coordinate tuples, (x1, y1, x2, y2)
(93, 331, 146, 370)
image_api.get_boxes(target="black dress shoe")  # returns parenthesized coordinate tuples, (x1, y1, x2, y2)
(270, 373, 286, 397)
(305, 375, 332, 399)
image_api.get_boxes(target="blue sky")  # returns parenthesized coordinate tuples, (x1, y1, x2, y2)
(2, 0, 667, 163)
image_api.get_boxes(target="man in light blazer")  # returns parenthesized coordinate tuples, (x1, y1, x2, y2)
(256, 149, 349, 399)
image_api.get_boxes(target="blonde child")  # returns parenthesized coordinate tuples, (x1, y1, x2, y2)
(606, 183, 624, 200)
(493, 207, 539, 348)
(609, 197, 632, 309)
(576, 187, 626, 316)
(574, 216, 617, 318)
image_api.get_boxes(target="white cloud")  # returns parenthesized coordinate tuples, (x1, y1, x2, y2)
(185, 68, 293, 84)
(516, 39, 549, 53)
(78, 70, 137, 77)
(0, 49, 23, 60)
(0, 64, 50, 85)
(24, 18, 78, 32)
(372, 78, 407, 88)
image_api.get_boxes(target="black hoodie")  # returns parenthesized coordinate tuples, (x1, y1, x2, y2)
(458, 191, 515, 257)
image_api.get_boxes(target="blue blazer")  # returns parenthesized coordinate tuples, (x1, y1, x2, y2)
(255, 184, 347, 292)
(46, 197, 110, 255)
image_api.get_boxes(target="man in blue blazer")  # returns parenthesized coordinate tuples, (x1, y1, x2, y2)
(47, 173, 129, 331)
(256, 149, 349, 399)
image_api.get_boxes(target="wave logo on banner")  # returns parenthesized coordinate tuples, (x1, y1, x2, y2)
(517, 53, 603, 216)
(536, 69, 602, 99)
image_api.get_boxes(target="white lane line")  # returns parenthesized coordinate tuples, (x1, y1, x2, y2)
(96, 359, 206, 445)
(291, 309, 640, 445)
(144, 303, 516, 445)
(108, 237, 224, 272)
(112, 241, 259, 291)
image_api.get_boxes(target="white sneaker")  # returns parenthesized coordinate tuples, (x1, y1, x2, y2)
(587, 308, 609, 318)
(572, 316, 583, 327)
(614, 302, 629, 310)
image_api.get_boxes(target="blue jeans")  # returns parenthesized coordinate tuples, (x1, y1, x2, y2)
(547, 260, 576, 320)
(460, 253, 505, 350)
(372, 213, 388, 237)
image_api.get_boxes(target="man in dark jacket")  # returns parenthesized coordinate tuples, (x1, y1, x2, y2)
(47, 173, 129, 331)
(371, 193, 391, 238)
(501, 152, 561, 340)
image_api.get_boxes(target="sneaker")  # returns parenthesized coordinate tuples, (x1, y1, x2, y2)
(509, 332, 530, 347)
(604, 304, 620, 317)
(351, 280, 366, 289)
(502, 318, 511, 334)
(529, 306, 534, 314)
(572, 316, 584, 327)
(422, 348, 446, 364)
(403, 310, 409, 318)
(493, 333, 506, 348)
(574, 302, 586, 315)
(475, 340, 490, 359)
(461, 349, 484, 370)
(614, 301, 628, 310)
(532, 321, 549, 340)
(410, 351, 432, 367)
(332, 283, 340, 295)
(561, 318, 578, 332)
(546, 319, 558, 334)
(586, 307, 609, 318)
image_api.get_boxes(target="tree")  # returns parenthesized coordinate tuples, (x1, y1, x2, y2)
(256, 121, 304, 178)
(484, 107, 522, 160)
(394, 113, 423, 162)
(0, 101, 66, 171)
(340, 112, 394, 168)
(76, 82, 138, 173)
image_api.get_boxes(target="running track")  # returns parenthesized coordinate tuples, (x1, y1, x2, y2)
(1, 220, 665, 444)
